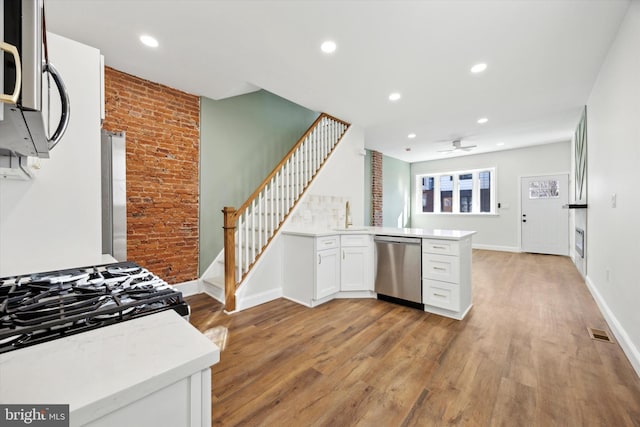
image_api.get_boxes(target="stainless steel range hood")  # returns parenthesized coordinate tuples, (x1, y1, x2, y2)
(0, 0, 70, 178)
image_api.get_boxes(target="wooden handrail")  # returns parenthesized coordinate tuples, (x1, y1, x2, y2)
(233, 113, 348, 219)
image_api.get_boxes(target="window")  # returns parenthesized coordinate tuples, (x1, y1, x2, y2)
(479, 171, 491, 212)
(417, 168, 496, 214)
(422, 177, 434, 212)
(440, 175, 453, 212)
(459, 173, 473, 212)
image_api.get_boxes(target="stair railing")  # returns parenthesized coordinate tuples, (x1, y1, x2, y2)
(222, 113, 350, 311)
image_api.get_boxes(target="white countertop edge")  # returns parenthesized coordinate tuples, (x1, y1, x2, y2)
(73, 350, 219, 426)
(0, 310, 220, 426)
(282, 226, 476, 240)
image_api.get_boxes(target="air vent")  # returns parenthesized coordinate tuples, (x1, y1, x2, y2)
(588, 327, 614, 343)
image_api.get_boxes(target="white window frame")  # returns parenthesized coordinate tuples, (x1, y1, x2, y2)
(416, 167, 497, 215)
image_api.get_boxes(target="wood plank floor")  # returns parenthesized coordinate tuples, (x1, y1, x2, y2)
(186, 250, 640, 426)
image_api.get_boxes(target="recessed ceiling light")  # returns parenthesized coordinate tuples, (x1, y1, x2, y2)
(140, 35, 159, 48)
(408, 133, 416, 139)
(389, 92, 401, 101)
(477, 117, 489, 124)
(471, 63, 487, 73)
(320, 40, 336, 53)
(496, 142, 505, 146)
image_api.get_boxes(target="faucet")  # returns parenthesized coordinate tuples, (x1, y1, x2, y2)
(345, 201, 352, 229)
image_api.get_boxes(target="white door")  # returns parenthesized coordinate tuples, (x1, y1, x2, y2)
(520, 174, 569, 255)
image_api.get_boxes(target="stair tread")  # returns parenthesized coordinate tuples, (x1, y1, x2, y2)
(203, 276, 224, 287)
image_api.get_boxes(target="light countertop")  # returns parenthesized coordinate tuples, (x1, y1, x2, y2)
(0, 310, 219, 426)
(283, 226, 476, 240)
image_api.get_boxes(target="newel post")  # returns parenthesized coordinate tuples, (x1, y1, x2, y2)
(222, 206, 237, 312)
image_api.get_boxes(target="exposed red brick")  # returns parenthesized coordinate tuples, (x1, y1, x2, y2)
(102, 67, 199, 284)
(371, 150, 383, 227)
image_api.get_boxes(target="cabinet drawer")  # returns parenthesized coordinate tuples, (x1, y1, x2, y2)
(422, 239, 459, 256)
(340, 234, 371, 247)
(423, 253, 460, 283)
(316, 235, 339, 250)
(423, 279, 460, 311)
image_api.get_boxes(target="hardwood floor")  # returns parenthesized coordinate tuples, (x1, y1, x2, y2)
(186, 250, 640, 426)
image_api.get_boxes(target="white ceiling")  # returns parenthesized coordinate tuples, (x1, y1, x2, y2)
(46, 0, 629, 163)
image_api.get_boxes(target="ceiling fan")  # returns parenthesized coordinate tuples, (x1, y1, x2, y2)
(437, 139, 478, 153)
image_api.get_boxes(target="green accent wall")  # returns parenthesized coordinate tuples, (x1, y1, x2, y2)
(382, 155, 411, 228)
(199, 90, 319, 275)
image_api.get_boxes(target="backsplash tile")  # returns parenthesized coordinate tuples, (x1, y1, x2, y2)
(288, 195, 347, 229)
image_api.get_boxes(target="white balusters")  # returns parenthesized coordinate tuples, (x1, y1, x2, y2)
(229, 115, 348, 285)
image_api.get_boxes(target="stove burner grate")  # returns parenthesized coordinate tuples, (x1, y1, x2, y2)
(0, 261, 189, 354)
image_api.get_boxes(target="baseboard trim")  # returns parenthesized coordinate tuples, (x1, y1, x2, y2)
(236, 288, 283, 312)
(472, 244, 521, 253)
(334, 291, 377, 299)
(282, 296, 312, 308)
(585, 275, 640, 378)
(172, 279, 201, 297)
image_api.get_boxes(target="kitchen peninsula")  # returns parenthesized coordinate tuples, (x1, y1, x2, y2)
(282, 226, 475, 320)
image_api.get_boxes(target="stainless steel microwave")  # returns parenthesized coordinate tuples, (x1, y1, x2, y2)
(0, 0, 70, 161)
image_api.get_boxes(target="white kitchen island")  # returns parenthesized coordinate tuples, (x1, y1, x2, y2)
(0, 310, 219, 427)
(282, 226, 476, 320)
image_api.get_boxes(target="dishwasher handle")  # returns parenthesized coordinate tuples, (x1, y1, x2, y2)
(374, 235, 421, 245)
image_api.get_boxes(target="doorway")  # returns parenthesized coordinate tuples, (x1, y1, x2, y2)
(520, 174, 569, 255)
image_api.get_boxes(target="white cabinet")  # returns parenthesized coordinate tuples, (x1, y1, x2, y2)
(340, 234, 373, 291)
(282, 233, 374, 306)
(283, 235, 340, 306)
(422, 237, 472, 320)
(85, 369, 212, 427)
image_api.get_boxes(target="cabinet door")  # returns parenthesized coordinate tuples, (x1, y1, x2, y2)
(341, 246, 369, 291)
(316, 248, 340, 299)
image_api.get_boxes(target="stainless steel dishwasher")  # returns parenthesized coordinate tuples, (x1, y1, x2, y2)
(374, 235, 423, 307)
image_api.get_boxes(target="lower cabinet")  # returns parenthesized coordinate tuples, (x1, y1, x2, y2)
(422, 237, 472, 320)
(85, 369, 212, 427)
(282, 233, 373, 306)
(283, 234, 341, 306)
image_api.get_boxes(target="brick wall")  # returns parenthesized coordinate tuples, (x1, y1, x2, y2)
(371, 150, 383, 226)
(102, 67, 200, 283)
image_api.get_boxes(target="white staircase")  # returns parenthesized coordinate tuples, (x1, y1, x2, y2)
(203, 113, 350, 311)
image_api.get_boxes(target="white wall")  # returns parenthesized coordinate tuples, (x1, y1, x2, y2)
(302, 124, 366, 226)
(585, 1, 640, 376)
(411, 142, 571, 251)
(0, 34, 102, 276)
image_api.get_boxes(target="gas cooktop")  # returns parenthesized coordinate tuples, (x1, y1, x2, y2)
(0, 261, 189, 354)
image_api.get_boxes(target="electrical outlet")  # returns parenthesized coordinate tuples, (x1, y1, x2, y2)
(611, 193, 617, 208)
(606, 269, 611, 283)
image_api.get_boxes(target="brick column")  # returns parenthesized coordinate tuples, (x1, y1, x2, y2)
(371, 150, 383, 226)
